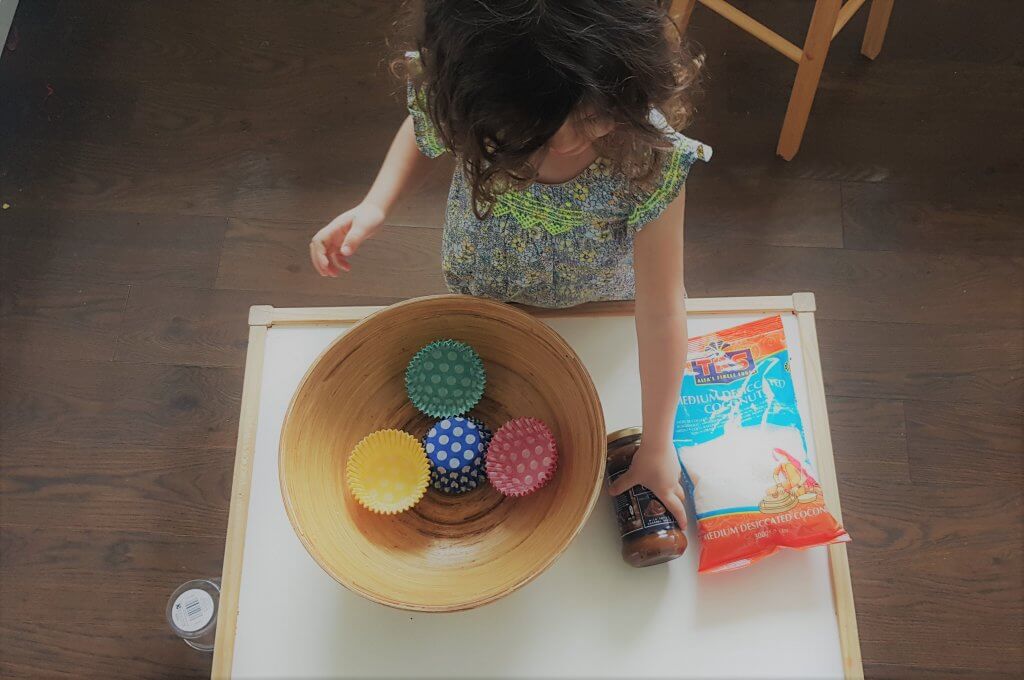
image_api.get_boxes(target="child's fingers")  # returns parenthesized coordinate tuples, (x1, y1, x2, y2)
(316, 211, 354, 243)
(663, 492, 688, 528)
(309, 239, 329, 276)
(672, 488, 689, 529)
(310, 239, 339, 277)
(328, 249, 350, 273)
(340, 234, 363, 257)
(340, 215, 379, 257)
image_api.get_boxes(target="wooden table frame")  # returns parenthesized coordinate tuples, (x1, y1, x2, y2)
(671, 0, 895, 160)
(212, 293, 863, 679)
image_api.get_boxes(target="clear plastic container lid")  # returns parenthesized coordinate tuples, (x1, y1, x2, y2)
(166, 578, 220, 652)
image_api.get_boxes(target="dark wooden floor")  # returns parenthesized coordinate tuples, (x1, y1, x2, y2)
(1, 1, 1021, 678)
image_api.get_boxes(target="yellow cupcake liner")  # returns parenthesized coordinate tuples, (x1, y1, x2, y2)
(346, 430, 430, 515)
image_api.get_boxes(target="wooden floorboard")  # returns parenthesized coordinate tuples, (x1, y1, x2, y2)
(0, 444, 235, 536)
(686, 173, 845, 248)
(827, 396, 911, 484)
(0, 525, 225, 679)
(214, 217, 448, 297)
(1, 0, 1021, 677)
(844, 480, 1022, 673)
(0, 360, 242, 450)
(817, 320, 1023, 404)
(0, 210, 228, 288)
(115, 285, 399, 368)
(841, 179, 1024, 256)
(904, 400, 1023, 487)
(689, 245, 1023, 327)
(1, 278, 129, 363)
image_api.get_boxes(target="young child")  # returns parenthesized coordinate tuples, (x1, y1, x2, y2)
(310, 0, 710, 523)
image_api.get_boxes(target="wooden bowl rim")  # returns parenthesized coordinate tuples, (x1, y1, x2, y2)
(278, 294, 607, 612)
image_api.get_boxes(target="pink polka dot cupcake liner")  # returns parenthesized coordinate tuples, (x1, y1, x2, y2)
(486, 418, 558, 497)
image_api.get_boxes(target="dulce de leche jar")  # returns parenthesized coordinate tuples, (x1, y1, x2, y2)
(607, 427, 687, 567)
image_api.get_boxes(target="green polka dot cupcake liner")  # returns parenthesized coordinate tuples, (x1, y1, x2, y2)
(405, 340, 486, 418)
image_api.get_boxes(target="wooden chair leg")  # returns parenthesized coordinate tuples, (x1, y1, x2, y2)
(669, 0, 699, 35)
(861, 0, 895, 59)
(776, 0, 842, 160)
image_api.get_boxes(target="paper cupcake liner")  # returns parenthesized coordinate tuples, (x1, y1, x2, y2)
(405, 340, 485, 418)
(431, 463, 485, 495)
(346, 429, 430, 514)
(424, 417, 486, 468)
(423, 417, 487, 494)
(486, 418, 559, 497)
(467, 417, 494, 455)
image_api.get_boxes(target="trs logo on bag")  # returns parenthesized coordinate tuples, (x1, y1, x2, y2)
(689, 340, 755, 385)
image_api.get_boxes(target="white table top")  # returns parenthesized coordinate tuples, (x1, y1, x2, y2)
(224, 307, 848, 679)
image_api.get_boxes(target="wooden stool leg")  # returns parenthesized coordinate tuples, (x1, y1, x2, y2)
(669, 0, 699, 35)
(861, 0, 895, 59)
(776, 0, 842, 160)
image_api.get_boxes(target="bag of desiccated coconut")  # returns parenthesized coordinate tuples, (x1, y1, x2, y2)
(673, 315, 849, 574)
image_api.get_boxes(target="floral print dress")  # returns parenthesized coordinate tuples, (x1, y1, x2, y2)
(407, 54, 711, 309)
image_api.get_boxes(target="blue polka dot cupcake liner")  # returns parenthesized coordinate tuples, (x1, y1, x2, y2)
(431, 462, 485, 495)
(466, 417, 494, 455)
(423, 416, 487, 494)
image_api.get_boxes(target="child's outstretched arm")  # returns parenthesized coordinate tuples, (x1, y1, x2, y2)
(607, 188, 690, 526)
(310, 116, 438, 276)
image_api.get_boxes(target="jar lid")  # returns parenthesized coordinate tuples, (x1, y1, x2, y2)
(607, 426, 642, 445)
(166, 578, 220, 640)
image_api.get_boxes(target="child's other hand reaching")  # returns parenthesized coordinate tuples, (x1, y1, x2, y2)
(309, 202, 385, 277)
(310, 116, 434, 277)
(608, 440, 688, 528)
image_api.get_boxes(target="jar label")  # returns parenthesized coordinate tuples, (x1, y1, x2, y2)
(610, 469, 678, 539)
(171, 588, 214, 633)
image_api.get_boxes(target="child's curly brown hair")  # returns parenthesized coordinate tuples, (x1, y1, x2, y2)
(395, 0, 702, 216)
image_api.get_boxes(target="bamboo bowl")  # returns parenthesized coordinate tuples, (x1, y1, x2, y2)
(279, 295, 606, 612)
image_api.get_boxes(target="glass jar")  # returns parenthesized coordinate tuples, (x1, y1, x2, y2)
(607, 427, 687, 567)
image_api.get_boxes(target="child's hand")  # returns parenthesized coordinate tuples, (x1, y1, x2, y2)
(309, 202, 386, 277)
(608, 441, 688, 528)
